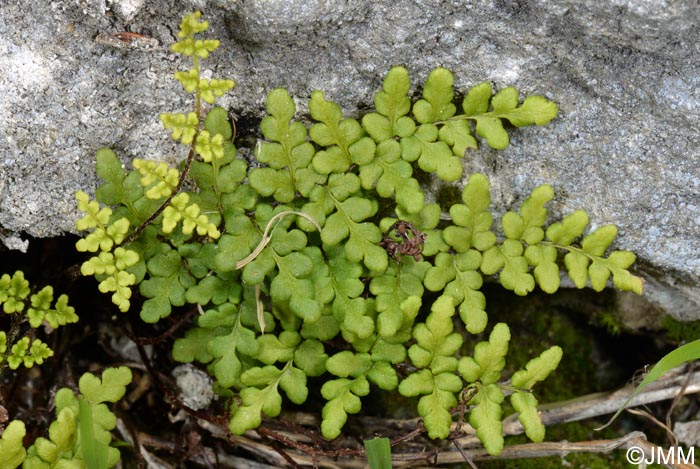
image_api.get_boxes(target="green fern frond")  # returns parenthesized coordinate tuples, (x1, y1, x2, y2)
(71, 12, 648, 460)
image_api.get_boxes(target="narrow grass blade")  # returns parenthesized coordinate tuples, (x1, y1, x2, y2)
(365, 437, 392, 469)
(597, 339, 700, 430)
(79, 397, 109, 469)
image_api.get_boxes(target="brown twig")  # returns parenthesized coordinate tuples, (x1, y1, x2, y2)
(428, 431, 647, 465)
(130, 309, 198, 345)
(666, 362, 695, 446)
(627, 408, 676, 442)
(452, 440, 478, 469)
(256, 428, 305, 469)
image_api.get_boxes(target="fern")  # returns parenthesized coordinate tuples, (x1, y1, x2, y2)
(1, 367, 132, 469)
(0, 271, 77, 371)
(0, 420, 27, 469)
(74, 11, 643, 458)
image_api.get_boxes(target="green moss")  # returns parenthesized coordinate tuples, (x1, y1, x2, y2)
(663, 316, 700, 344)
(483, 290, 605, 402)
(593, 309, 622, 336)
(477, 289, 671, 468)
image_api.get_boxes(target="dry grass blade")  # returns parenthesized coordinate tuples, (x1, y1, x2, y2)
(255, 284, 265, 334)
(235, 211, 322, 270)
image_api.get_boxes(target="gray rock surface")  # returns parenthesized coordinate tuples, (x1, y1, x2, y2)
(172, 363, 215, 411)
(1, 0, 699, 320)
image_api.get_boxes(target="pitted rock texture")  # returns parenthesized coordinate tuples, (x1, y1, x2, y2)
(1, 0, 698, 320)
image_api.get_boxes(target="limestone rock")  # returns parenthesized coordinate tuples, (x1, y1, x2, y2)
(1, 0, 698, 321)
(172, 364, 215, 411)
